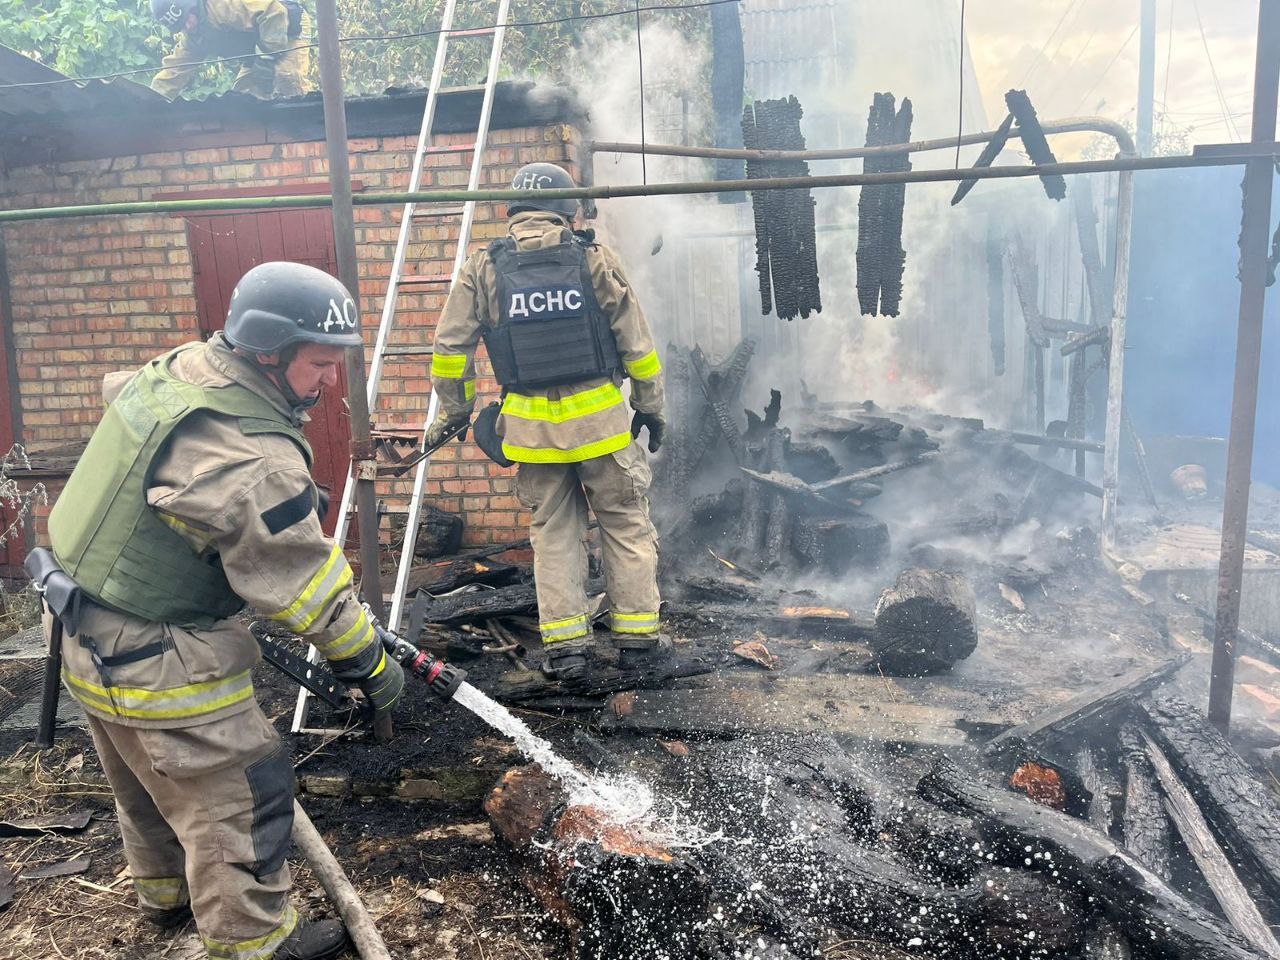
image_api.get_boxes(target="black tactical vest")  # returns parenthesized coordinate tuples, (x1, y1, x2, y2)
(482, 232, 621, 391)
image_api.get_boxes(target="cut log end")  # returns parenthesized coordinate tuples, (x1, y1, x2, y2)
(872, 568, 978, 674)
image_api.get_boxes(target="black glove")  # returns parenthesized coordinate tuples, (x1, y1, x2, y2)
(630, 411, 665, 453)
(356, 647, 404, 720)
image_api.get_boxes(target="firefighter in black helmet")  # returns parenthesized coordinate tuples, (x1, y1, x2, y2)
(39, 261, 399, 959)
(425, 162, 668, 681)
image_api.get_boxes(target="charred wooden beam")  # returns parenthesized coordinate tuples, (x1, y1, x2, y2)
(871, 568, 978, 675)
(1141, 730, 1280, 957)
(1136, 696, 1280, 907)
(792, 514, 890, 571)
(952, 111, 1016, 206)
(918, 756, 1270, 960)
(1118, 724, 1174, 881)
(1076, 745, 1120, 835)
(691, 345, 746, 463)
(983, 656, 1188, 760)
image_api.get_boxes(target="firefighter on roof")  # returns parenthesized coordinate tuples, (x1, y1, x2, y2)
(149, 0, 311, 100)
(425, 162, 668, 681)
(36, 262, 400, 959)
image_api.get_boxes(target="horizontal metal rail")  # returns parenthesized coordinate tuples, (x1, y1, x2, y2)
(0, 152, 1252, 225)
(587, 115, 1138, 161)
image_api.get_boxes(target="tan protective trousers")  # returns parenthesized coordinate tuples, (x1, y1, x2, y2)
(85, 705, 299, 959)
(515, 440, 661, 645)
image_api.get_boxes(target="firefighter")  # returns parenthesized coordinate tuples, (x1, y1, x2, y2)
(424, 162, 667, 681)
(149, 0, 310, 100)
(37, 262, 401, 959)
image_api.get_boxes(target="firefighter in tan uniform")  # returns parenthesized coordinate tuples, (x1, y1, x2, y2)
(33, 262, 402, 960)
(425, 163, 667, 680)
(150, 0, 310, 99)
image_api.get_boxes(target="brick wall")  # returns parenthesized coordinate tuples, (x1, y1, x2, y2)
(0, 117, 583, 547)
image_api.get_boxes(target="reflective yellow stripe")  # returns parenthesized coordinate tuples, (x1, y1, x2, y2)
(155, 510, 214, 552)
(541, 614, 589, 642)
(315, 608, 375, 661)
(611, 610, 660, 634)
(63, 669, 254, 721)
(501, 382, 625, 424)
(134, 876, 188, 909)
(625, 349, 662, 381)
(503, 431, 632, 465)
(203, 904, 298, 960)
(431, 353, 468, 378)
(464, 380, 476, 401)
(269, 544, 351, 633)
(369, 650, 387, 678)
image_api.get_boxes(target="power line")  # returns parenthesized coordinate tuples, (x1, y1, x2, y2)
(1070, 23, 1140, 115)
(1018, 0, 1082, 88)
(1189, 0, 1243, 142)
(0, 0, 739, 90)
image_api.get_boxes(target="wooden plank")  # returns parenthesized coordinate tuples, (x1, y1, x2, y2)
(598, 674, 1013, 747)
(984, 655, 1188, 755)
(1141, 731, 1280, 958)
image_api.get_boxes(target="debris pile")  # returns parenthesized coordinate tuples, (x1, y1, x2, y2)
(482, 674, 1280, 960)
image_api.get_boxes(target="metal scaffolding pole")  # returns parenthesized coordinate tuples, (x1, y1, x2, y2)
(1208, 0, 1280, 733)
(315, 0, 386, 619)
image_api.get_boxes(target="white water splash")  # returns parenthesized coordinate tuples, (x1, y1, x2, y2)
(451, 681, 713, 850)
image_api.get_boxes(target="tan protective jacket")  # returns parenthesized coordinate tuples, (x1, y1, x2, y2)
(431, 211, 665, 463)
(151, 0, 308, 99)
(58, 335, 377, 728)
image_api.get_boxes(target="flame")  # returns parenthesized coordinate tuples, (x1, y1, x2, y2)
(1009, 762, 1067, 810)
(780, 606, 851, 619)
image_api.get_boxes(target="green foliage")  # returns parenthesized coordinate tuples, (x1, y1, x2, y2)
(0, 0, 712, 100)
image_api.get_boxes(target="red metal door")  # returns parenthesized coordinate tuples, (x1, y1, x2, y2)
(181, 203, 352, 534)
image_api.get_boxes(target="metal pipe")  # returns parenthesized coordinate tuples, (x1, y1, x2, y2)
(1138, 0, 1157, 156)
(587, 115, 1138, 162)
(1209, 0, 1280, 734)
(316, 0, 385, 620)
(0, 153, 1256, 225)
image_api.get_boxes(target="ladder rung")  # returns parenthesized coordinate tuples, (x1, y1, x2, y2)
(450, 26, 497, 38)
(439, 84, 487, 95)
(424, 143, 476, 155)
(380, 345, 435, 357)
(412, 206, 465, 218)
(399, 274, 452, 286)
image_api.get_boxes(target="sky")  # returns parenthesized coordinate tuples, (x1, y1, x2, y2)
(965, 0, 1262, 149)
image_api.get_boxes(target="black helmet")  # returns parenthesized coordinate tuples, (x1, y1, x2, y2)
(507, 162, 578, 220)
(225, 262, 363, 355)
(151, 0, 198, 31)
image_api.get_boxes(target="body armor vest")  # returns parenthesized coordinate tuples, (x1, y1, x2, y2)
(482, 232, 621, 391)
(48, 344, 311, 629)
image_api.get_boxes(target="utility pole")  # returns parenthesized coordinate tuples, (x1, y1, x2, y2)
(1137, 0, 1157, 155)
(1208, 0, 1280, 733)
(314, 0, 387, 620)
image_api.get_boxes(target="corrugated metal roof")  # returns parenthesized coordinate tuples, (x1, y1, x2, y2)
(0, 44, 164, 120)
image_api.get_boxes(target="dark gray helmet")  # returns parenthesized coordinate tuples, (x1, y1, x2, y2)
(151, 0, 198, 31)
(507, 162, 578, 220)
(225, 261, 363, 355)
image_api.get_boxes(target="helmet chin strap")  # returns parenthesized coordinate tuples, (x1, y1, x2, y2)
(253, 355, 318, 420)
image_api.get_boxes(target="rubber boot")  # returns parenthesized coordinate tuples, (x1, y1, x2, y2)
(613, 633, 673, 671)
(141, 904, 193, 930)
(540, 639, 591, 681)
(274, 919, 349, 960)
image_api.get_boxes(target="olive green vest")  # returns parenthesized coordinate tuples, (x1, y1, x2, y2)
(48, 343, 312, 629)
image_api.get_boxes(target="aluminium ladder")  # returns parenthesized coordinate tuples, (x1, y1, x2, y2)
(292, 0, 512, 733)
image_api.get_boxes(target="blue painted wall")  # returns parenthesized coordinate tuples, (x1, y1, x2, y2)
(1125, 166, 1280, 484)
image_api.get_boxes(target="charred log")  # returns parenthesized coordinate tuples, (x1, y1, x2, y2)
(1005, 89, 1067, 201)
(1136, 696, 1280, 909)
(918, 756, 1269, 960)
(1118, 724, 1173, 881)
(871, 568, 978, 675)
(792, 514, 890, 572)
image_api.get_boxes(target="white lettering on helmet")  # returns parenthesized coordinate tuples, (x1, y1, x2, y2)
(564, 289, 583, 311)
(515, 172, 557, 190)
(161, 3, 185, 27)
(323, 297, 357, 332)
(508, 293, 529, 319)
